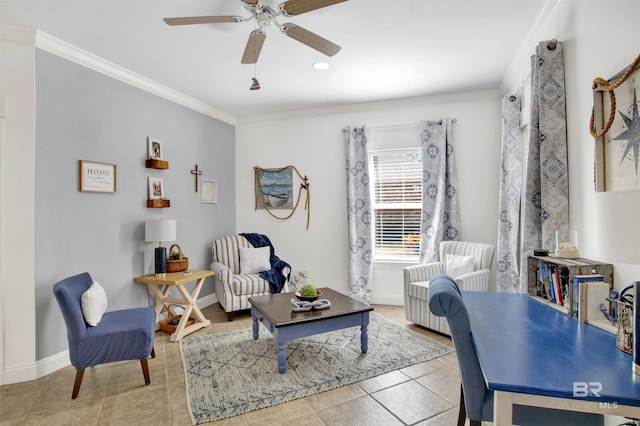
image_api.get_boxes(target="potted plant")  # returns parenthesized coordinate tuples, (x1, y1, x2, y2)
(296, 284, 322, 301)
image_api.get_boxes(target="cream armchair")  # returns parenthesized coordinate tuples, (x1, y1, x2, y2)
(403, 241, 495, 335)
(211, 234, 290, 321)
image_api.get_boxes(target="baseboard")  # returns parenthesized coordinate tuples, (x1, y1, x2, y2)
(37, 349, 71, 379)
(3, 362, 37, 384)
(4, 350, 70, 384)
(197, 292, 218, 309)
(5, 293, 221, 383)
(370, 293, 404, 306)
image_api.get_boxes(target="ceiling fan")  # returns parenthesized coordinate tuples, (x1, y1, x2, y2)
(163, 0, 348, 64)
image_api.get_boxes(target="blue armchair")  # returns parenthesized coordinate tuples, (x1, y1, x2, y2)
(53, 272, 156, 399)
(427, 274, 603, 426)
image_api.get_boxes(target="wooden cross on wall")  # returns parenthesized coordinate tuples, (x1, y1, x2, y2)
(191, 164, 203, 192)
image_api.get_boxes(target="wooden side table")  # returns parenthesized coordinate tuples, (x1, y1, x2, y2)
(133, 269, 214, 342)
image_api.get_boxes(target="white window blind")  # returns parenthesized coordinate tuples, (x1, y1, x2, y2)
(370, 149, 422, 260)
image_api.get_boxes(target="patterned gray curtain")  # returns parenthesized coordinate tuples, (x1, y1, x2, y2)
(343, 126, 372, 303)
(418, 118, 461, 263)
(519, 40, 569, 290)
(496, 95, 522, 292)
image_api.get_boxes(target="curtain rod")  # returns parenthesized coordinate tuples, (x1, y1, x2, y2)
(367, 118, 457, 131)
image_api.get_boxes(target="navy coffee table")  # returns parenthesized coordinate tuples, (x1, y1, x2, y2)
(249, 287, 373, 373)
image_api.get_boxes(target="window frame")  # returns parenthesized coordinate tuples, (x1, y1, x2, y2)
(368, 148, 422, 262)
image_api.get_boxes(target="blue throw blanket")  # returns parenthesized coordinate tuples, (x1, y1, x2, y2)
(240, 233, 291, 294)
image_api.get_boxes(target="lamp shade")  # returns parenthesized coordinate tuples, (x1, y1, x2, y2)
(145, 219, 176, 244)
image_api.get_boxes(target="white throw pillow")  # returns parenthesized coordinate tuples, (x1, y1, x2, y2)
(445, 254, 475, 278)
(81, 280, 108, 326)
(239, 246, 271, 274)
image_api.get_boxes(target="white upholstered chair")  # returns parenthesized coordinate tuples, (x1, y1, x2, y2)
(210, 234, 290, 321)
(403, 241, 495, 335)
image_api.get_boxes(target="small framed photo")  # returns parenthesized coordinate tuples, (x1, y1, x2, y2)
(79, 160, 117, 193)
(148, 176, 165, 199)
(148, 137, 163, 160)
(201, 179, 217, 204)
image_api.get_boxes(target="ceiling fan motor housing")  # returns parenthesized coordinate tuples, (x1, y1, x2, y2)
(256, 8, 274, 28)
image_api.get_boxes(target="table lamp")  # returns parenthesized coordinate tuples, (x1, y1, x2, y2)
(145, 218, 176, 274)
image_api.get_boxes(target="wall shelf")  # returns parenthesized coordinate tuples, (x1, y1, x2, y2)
(145, 159, 169, 169)
(147, 199, 170, 208)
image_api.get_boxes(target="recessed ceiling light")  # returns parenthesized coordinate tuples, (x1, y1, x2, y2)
(313, 62, 330, 71)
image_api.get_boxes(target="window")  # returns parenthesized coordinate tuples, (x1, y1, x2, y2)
(369, 149, 422, 260)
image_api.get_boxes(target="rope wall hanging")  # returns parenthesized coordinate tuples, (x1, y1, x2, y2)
(590, 52, 640, 138)
(591, 52, 640, 192)
(254, 165, 311, 229)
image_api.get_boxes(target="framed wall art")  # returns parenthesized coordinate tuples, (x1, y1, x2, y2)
(148, 137, 163, 160)
(201, 179, 217, 204)
(592, 54, 640, 192)
(79, 160, 117, 193)
(148, 176, 165, 199)
(254, 167, 293, 210)
(253, 165, 311, 229)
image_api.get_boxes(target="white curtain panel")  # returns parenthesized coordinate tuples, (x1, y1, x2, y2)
(418, 118, 461, 264)
(496, 95, 522, 292)
(343, 126, 372, 303)
(519, 40, 569, 290)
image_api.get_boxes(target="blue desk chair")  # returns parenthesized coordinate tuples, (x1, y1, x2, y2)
(53, 272, 156, 399)
(427, 274, 603, 426)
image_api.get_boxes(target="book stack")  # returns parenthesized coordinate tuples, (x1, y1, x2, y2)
(536, 261, 569, 308)
(572, 274, 606, 322)
(527, 255, 614, 323)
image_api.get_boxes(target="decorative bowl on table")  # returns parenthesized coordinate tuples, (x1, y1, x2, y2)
(295, 290, 323, 302)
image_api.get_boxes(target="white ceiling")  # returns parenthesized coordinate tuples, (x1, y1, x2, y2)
(0, 0, 548, 118)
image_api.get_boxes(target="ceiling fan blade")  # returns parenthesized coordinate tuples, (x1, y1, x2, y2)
(241, 0, 259, 5)
(163, 16, 241, 26)
(280, 0, 348, 16)
(282, 24, 341, 57)
(241, 30, 267, 64)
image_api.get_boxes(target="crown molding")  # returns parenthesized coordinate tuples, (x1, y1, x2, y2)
(0, 24, 37, 44)
(499, 0, 565, 95)
(0, 25, 236, 125)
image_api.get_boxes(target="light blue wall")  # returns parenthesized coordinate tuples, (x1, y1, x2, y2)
(34, 50, 235, 359)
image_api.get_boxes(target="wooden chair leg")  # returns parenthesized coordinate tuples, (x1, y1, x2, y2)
(140, 358, 151, 385)
(226, 312, 234, 322)
(457, 384, 467, 426)
(151, 346, 156, 359)
(72, 369, 85, 399)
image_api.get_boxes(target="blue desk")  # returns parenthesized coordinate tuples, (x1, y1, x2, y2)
(463, 291, 640, 425)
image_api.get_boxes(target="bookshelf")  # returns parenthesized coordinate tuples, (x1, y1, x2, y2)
(527, 255, 613, 317)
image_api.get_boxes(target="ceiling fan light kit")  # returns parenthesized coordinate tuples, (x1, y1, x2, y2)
(164, 0, 347, 65)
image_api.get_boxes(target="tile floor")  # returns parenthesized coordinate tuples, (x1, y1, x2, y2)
(0, 304, 467, 425)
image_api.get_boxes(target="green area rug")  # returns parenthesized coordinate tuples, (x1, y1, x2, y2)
(180, 312, 451, 424)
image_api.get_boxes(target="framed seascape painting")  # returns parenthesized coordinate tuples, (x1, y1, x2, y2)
(254, 167, 293, 210)
(593, 57, 640, 192)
